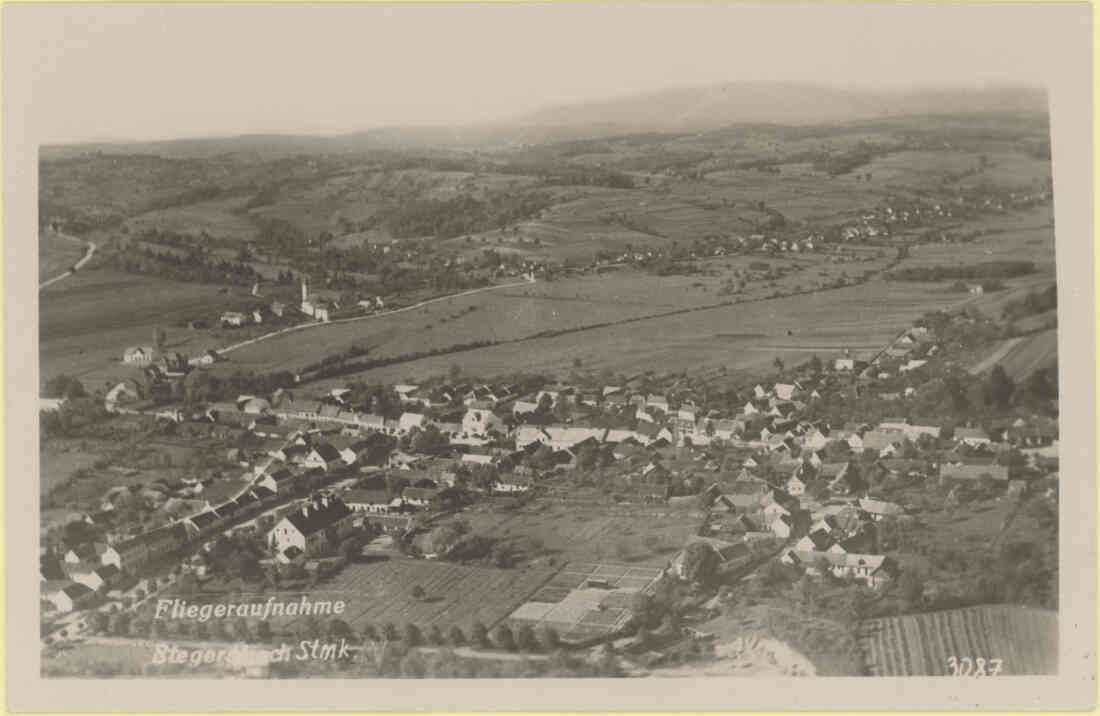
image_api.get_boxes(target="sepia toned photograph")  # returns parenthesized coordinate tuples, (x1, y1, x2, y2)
(4, 1, 1095, 711)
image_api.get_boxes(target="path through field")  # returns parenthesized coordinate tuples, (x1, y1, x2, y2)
(39, 234, 97, 289)
(968, 336, 1024, 375)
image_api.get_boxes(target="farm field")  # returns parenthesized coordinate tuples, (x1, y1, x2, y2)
(302, 274, 967, 388)
(221, 253, 886, 375)
(507, 561, 664, 642)
(902, 206, 1055, 271)
(702, 169, 894, 222)
(39, 268, 250, 388)
(39, 232, 87, 282)
(453, 498, 704, 568)
(859, 605, 1057, 676)
(968, 328, 1056, 380)
(998, 329, 1057, 380)
(267, 560, 556, 635)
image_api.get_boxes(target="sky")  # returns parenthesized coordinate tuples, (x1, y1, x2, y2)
(6, 2, 1079, 144)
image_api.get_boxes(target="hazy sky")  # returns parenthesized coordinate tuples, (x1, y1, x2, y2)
(7, 2, 1077, 144)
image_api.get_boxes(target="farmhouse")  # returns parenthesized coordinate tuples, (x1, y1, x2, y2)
(342, 488, 395, 514)
(268, 494, 355, 558)
(220, 311, 248, 327)
(122, 346, 156, 365)
(781, 550, 895, 588)
(303, 442, 344, 471)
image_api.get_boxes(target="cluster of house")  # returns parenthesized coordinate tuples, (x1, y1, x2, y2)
(119, 347, 221, 375)
(41, 522, 190, 613)
(53, 314, 1059, 617)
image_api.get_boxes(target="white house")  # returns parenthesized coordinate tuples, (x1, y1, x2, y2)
(462, 409, 504, 436)
(268, 495, 354, 558)
(122, 346, 156, 365)
(786, 474, 807, 497)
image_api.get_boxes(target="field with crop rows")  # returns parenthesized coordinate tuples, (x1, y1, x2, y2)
(998, 329, 1057, 380)
(507, 562, 664, 642)
(454, 498, 702, 567)
(859, 605, 1057, 676)
(269, 560, 556, 635)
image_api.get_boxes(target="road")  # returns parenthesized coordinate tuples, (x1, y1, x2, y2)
(216, 277, 536, 357)
(40, 233, 97, 289)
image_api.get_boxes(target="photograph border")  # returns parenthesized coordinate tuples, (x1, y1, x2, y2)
(4, 1, 1095, 711)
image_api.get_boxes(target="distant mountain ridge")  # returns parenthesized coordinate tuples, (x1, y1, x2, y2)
(516, 82, 1048, 131)
(41, 82, 1047, 159)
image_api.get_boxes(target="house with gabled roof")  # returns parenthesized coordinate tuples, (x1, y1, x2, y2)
(113, 522, 192, 572)
(303, 442, 344, 471)
(257, 468, 297, 495)
(44, 581, 96, 613)
(185, 508, 223, 534)
(268, 494, 354, 558)
(342, 488, 395, 513)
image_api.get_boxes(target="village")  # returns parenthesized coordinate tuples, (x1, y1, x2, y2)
(39, 286, 1059, 676)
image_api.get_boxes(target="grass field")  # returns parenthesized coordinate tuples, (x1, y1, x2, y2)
(39, 267, 249, 389)
(221, 254, 885, 375)
(860, 605, 1057, 676)
(267, 560, 556, 635)
(903, 205, 1055, 272)
(125, 196, 258, 242)
(998, 329, 1057, 380)
(39, 232, 87, 282)
(298, 275, 965, 387)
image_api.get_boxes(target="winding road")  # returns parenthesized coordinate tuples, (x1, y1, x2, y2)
(39, 233, 97, 289)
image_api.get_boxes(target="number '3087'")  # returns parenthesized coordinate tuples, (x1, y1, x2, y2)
(946, 656, 1003, 676)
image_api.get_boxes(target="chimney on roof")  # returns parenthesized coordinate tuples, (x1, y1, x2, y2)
(301, 504, 309, 517)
